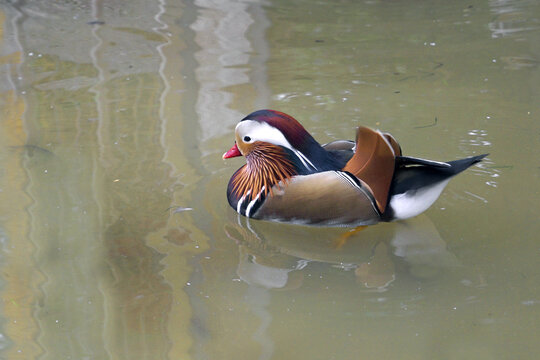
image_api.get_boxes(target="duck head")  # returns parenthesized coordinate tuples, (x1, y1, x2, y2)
(223, 109, 338, 172)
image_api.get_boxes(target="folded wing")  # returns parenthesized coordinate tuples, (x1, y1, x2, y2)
(342, 127, 399, 213)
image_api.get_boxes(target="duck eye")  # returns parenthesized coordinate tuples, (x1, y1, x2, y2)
(243, 136, 251, 142)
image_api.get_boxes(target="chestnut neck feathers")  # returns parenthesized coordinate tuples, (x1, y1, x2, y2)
(231, 143, 299, 199)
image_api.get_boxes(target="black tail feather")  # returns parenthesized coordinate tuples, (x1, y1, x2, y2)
(391, 154, 488, 194)
(445, 154, 489, 175)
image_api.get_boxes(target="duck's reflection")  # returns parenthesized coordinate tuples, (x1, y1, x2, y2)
(225, 215, 459, 291)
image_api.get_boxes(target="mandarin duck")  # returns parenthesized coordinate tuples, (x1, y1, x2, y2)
(223, 109, 487, 227)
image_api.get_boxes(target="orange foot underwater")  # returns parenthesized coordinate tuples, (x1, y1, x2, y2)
(333, 226, 369, 249)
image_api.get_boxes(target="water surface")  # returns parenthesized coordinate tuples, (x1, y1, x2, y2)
(0, 0, 539, 359)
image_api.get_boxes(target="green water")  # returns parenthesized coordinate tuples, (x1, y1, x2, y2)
(0, 0, 539, 359)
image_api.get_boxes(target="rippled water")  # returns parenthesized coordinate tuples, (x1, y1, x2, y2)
(0, 0, 539, 359)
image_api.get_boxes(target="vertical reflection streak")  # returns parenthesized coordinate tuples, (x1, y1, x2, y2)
(89, 0, 108, 163)
(155, 0, 172, 152)
(191, 0, 253, 145)
(4, 3, 24, 91)
(0, 3, 44, 359)
(247, 4, 271, 110)
(88, 0, 110, 358)
(245, 287, 274, 360)
(150, 0, 204, 358)
(190, 1, 274, 359)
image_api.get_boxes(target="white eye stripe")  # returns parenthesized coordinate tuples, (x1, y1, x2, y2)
(237, 120, 318, 171)
(236, 120, 290, 147)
